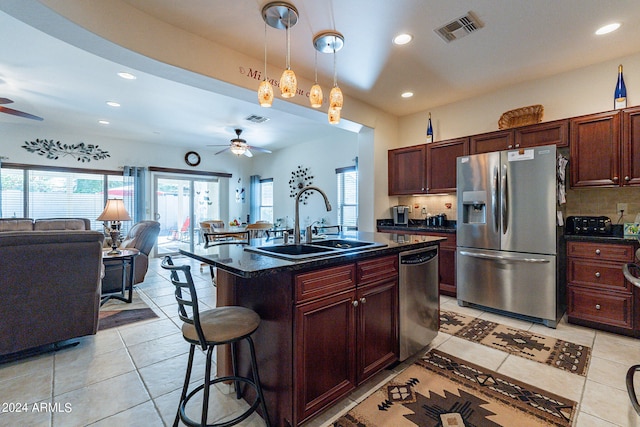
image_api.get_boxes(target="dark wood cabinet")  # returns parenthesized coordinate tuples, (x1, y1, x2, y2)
(514, 119, 569, 149)
(432, 233, 457, 296)
(566, 240, 637, 335)
(470, 130, 513, 154)
(388, 144, 427, 195)
(569, 111, 621, 188)
(622, 105, 640, 186)
(426, 137, 468, 193)
(294, 257, 398, 423)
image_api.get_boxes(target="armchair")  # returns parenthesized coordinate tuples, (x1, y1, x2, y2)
(102, 220, 160, 294)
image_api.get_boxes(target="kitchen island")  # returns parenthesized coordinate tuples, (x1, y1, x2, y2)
(179, 231, 444, 427)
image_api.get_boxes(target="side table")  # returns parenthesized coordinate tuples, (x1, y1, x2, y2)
(101, 248, 139, 306)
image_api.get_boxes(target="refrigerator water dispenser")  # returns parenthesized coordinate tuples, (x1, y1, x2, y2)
(462, 191, 486, 224)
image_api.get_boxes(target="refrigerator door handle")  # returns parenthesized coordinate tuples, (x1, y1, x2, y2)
(492, 165, 499, 233)
(501, 164, 508, 235)
(459, 250, 551, 264)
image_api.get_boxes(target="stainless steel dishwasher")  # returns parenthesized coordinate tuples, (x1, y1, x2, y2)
(399, 245, 439, 361)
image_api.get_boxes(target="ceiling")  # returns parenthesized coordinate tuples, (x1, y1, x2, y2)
(1, 0, 640, 153)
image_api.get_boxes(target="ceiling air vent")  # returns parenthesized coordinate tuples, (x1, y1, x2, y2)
(435, 11, 483, 43)
(245, 114, 270, 124)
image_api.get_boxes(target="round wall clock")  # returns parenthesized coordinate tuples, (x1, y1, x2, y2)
(185, 151, 201, 166)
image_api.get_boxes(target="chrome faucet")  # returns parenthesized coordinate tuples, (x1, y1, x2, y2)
(294, 186, 332, 245)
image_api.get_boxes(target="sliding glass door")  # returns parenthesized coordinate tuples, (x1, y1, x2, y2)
(153, 174, 220, 256)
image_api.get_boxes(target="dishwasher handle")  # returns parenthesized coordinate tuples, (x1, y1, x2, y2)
(400, 248, 438, 265)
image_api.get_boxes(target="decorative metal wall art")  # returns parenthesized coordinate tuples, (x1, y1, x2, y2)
(22, 138, 110, 162)
(289, 165, 314, 203)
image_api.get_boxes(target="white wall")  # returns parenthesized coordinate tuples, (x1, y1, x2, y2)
(399, 52, 640, 147)
(250, 133, 358, 228)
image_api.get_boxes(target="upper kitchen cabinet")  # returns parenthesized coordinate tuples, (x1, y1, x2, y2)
(514, 119, 569, 149)
(470, 120, 568, 154)
(388, 144, 427, 195)
(470, 130, 513, 154)
(570, 111, 621, 188)
(622, 105, 640, 186)
(426, 137, 468, 193)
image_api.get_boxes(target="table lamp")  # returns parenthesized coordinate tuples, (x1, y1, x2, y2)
(97, 198, 132, 254)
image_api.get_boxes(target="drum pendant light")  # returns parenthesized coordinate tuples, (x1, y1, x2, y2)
(257, 21, 273, 107)
(262, 2, 299, 99)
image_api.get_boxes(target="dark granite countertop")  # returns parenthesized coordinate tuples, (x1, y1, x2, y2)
(564, 224, 639, 244)
(179, 231, 445, 278)
(376, 218, 456, 234)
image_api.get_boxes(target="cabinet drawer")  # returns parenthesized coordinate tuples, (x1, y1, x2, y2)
(567, 286, 633, 329)
(357, 255, 398, 285)
(296, 264, 356, 303)
(567, 258, 632, 292)
(567, 241, 636, 262)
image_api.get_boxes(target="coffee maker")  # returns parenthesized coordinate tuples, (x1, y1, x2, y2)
(392, 205, 410, 226)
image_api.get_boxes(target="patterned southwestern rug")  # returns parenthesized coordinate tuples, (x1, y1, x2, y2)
(333, 350, 576, 427)
(439, 310, 591, 376)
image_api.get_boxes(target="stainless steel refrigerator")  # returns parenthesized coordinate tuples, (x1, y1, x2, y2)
(456, 144, 563, 327)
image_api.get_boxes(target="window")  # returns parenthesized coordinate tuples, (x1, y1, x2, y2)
(336, 166, 358, 228)
(259, 178, 273, 223)
(1, 164, 124, 231)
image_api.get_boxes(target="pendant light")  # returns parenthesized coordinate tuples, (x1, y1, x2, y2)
(262, 2, 299, 99)
(313, 31, 344, 123)
(257, 21, 273, 107)
(309, 50, 323, 108)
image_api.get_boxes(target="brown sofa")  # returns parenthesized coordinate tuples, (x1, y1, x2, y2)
(102, 220, 160, 294)
(0, 218, 104, 356)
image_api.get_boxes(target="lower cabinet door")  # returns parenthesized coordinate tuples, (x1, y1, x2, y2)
(294, 290, 357, 423)
(357, 279, 398, 383)
(567, 286, 633, 330)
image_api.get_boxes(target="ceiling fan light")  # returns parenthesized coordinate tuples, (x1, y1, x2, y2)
(280, 68, 297, 98)
(258, 80, 274, 107)
(328, 106, 341, 125)
(309, 83, 323, 108)
(230, 144, 247, 156)
(329, 86, 343, 110)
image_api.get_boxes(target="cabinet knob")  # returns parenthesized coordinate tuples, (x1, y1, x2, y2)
(625, 176, 631, 182)
(360, 297, 367, 304)
(595, 249, 601, 255)
(352, 300, 359, 307)
(595, 272, 601, 278)
(515, 144, 520, 148)
(613, 176, 619, 182)
(507, 145, 513, 149)
(595, 304, 601, 310)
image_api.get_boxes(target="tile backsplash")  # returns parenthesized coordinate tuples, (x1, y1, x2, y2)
(397, 187, 640, 224)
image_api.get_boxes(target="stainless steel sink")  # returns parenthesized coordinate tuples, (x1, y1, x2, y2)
(309, 239, 379, 250)
(245, 239, 386, 260)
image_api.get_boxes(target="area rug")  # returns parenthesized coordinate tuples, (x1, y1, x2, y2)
(439, 310, 591, 376)
(98, 308, 158, 330)
(98, 292, 158, 330)
(333, 350, 576, 427)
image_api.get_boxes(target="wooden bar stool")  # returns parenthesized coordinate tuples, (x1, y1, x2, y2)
(161, 256, 270, 427)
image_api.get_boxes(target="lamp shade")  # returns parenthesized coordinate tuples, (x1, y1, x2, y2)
(258, 80, 274, 107)
(280, 68, 297, 98)
(329, 86, 343, 110)
(97, 199, 132, 221)
(309, 83, 323, 108)
(328, 106, 341, 124)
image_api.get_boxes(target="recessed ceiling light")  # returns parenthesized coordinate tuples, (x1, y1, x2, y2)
(595, 23, 621, 35)
(106, 101, 121, 107)
(117, 72, 137, 80)
(401, 92, 414, 98)
(393, 33, 413, 45)
(98, 120, 110, 125)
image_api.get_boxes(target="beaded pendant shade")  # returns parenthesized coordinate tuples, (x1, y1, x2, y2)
(258, 21, 274, 107)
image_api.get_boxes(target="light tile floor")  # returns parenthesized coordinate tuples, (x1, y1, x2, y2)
(1, 255, 640, 426)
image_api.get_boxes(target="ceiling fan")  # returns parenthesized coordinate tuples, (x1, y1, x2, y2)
(0, 97, 43, 121)
(210, 128, 272, 157)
